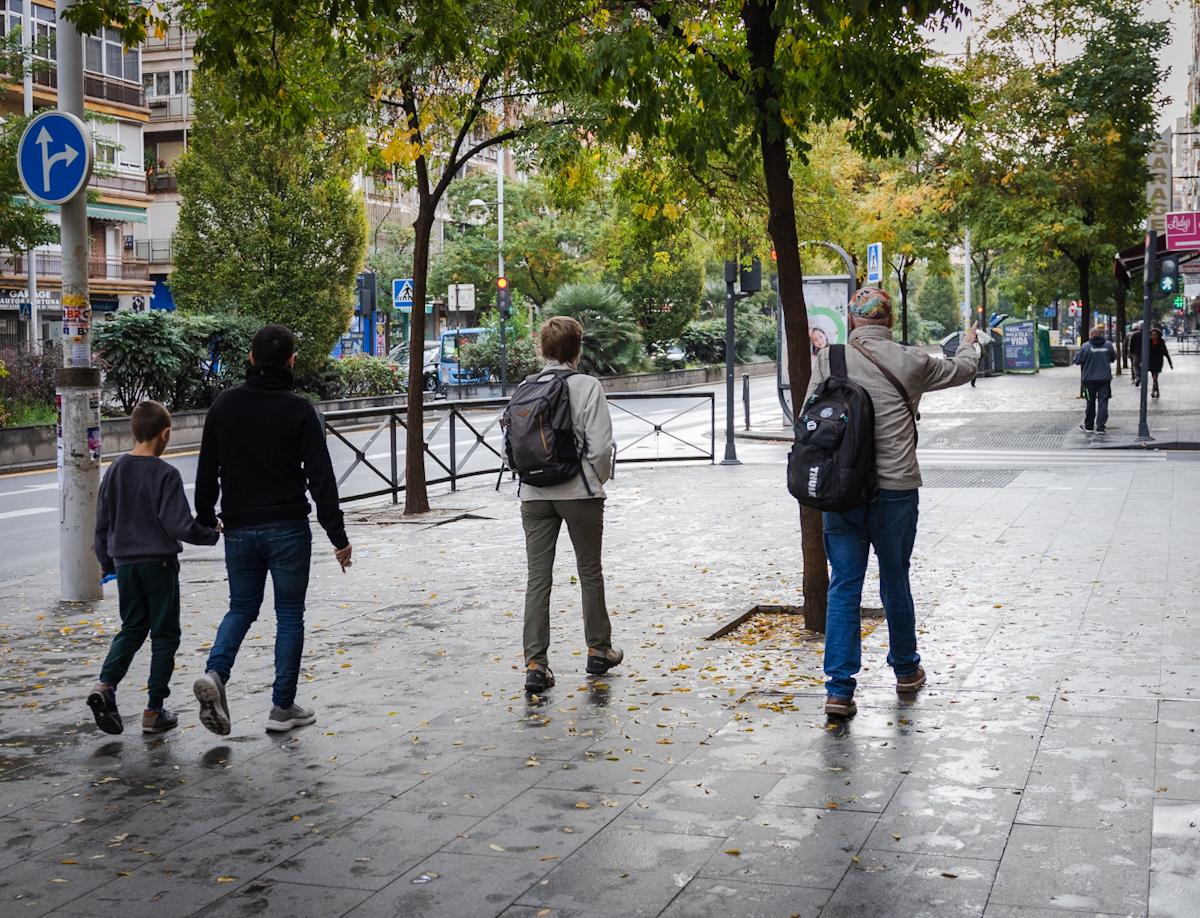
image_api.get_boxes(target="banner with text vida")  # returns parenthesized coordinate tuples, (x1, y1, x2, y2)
(1165, 212, 1200, 252)
(1003, 319, 1037, 372)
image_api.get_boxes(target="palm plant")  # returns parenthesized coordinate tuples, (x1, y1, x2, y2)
(542, 283, 644, 377)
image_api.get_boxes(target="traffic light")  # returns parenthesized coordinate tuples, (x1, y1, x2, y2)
(1158, 255, 1180, 297)
(496, 276, 512, 319)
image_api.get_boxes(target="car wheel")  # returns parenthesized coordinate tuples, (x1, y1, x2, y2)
(423, 373, 438, 393)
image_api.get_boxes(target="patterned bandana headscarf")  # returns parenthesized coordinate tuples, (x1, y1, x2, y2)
(847, 286, 892, 321)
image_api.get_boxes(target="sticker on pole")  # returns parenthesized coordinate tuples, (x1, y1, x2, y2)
(866, 242, 883, 284)
(17, 111, 93, 206)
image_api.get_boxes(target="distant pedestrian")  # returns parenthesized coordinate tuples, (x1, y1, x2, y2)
(192, 325, 352, 735)
(805, 288, 980, 717)
(506, 316, 620, 695)
(88, 401, 220, 735)
(1128, 322, 1143, 385)
(1073, 324, 1116, 433)
(1148, 327, 1174, 399)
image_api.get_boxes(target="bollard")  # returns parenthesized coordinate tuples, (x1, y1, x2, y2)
(743, 373, 751, 430)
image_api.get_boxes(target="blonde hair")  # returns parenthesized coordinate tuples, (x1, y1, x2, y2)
(1091, 324, 1106, 337)
(540, 316, 584, 364)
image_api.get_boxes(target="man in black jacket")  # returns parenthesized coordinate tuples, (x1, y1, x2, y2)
(1074, 324, 1117, 433)
(192, 325, 353, 735)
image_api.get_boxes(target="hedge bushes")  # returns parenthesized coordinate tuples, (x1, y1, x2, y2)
(90, 310, 402, 417)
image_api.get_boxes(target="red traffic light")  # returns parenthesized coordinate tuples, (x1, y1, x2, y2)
(496, 276, 508, 289)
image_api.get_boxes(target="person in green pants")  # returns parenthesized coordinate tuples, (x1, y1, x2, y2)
(88, 401, 219, 735)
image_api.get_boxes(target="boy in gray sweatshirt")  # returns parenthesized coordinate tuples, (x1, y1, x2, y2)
(87, 401, 219, 735)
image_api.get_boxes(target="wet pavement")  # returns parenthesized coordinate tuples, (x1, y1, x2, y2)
(743, 351, 1200, 450)
(1, 438, 1198, 917)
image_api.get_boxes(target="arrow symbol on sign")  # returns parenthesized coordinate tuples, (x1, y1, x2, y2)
(36, 125, 79, 195)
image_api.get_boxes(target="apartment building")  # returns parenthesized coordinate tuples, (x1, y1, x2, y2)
(0, 0, 153, 347)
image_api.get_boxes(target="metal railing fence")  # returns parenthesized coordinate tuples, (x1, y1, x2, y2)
(323, 391, 716, 504)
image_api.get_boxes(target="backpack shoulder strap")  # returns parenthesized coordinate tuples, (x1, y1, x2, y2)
(851, 338, 918, 442)
(828, 344, 848, 380)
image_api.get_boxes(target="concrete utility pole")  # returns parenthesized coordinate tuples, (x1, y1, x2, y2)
(56, 0, 102, 601)
(22, 0, 37, 347)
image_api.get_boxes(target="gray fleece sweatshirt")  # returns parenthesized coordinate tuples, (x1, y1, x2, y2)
(94, 453, 219, 572)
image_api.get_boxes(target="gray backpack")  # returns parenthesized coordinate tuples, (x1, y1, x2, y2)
(501, 368, 588, 489)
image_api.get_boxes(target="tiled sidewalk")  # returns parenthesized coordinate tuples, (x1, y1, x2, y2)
(1, 448, 1198, 917)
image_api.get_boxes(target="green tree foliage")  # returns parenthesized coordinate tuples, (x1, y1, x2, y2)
(0, 31, 58, 253)
(94, 311, 190, 414)
(542, 283, 644, 376)
(915, 271, 961, 341)
(973, 0, 1167, 332)
(170, 77, 367, 374)
(431, 174, 602, 309)
(602, 162, 703, 347)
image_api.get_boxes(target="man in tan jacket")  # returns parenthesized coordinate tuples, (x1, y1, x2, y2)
(806, 287, 979, 717)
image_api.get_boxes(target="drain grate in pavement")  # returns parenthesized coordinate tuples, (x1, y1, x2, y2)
(920, 468, 1021, 488)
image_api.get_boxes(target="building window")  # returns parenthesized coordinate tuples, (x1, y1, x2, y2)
(0, 0, 24, 39)
(33, 3, 55, 62)
(83, 24, 139, 83)
(172, 69, 188, 94)
(95, 140, 117, 166)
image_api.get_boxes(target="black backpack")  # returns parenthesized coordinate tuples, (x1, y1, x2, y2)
(502, 368, 588, 489)
(787, 345, 878, 511)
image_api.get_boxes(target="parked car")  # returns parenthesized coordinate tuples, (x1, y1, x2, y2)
(388, 342, 440, 393)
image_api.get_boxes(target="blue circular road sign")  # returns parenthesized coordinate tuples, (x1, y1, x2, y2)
(17, 111, 93, 206)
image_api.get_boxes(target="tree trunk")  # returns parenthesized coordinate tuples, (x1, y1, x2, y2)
(898, 270, 909, 346)
(1076, 255, 1092, 336)
(743, 0, 828, 633)
(404, 212, 433, 514)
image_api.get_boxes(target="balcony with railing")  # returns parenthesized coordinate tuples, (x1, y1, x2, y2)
(90, 172, 151, 196)
(148, 94, 191, 122)
(0, 252, 151, 282)
(147, 172, 178, 194)
(31, 68, 145, 109)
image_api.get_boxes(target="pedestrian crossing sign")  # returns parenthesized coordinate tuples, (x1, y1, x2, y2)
(866, 242, 883, 284)
(393, 278, 414, 309)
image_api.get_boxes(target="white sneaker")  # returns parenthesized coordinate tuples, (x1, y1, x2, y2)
(266, 704, 316, 732)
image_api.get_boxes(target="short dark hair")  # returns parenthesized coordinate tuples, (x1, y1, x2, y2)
(540, 316, 583, 364)
(251, 324, 297, 367)
(130, 400, 171, 443)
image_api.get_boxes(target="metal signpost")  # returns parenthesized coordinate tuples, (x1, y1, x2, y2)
(1137, 227, 1155, 442)
(722, 258, 760, 464)
(18, 2, 99, 602)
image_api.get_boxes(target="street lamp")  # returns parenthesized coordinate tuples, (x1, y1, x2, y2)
(463, 147, 508, 393)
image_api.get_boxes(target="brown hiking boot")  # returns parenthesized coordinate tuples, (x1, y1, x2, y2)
(824, 696, 857, 717)
(896, 666, 926, 693)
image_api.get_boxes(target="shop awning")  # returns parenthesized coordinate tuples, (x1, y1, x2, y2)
(19, 197, 148, 224)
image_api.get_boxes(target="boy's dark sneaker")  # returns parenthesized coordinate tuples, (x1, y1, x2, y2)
(87, 683, 123, 735)
(896, 666, 927, 693)
(525, 665, 555, 694)
(193, 671, 231, 736)
(142, 707, 178, 734)
(824, 696, 857, 717)
(586, 646, 624, 676)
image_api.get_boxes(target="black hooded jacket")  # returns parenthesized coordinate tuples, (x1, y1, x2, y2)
(194, 364, 348, 548)
(1074, 334, 1116, 383)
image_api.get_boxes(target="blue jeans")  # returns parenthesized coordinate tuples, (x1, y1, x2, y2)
(823, 489, 920, 699)
(206, 523, 312, 709)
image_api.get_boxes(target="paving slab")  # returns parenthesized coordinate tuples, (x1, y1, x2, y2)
(1, 430, 1197, 916)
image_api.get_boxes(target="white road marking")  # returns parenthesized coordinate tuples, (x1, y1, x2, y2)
(0, 507, 56, 520)
(0, 483, 58, 499)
